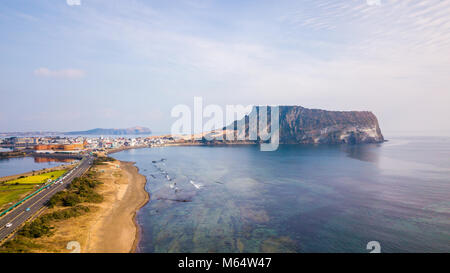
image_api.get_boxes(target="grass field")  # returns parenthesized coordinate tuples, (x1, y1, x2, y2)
(0, 170, 67, 212)
(4, 170, 66, 185)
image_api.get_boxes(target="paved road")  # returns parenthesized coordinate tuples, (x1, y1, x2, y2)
(0, 156, 94, 242)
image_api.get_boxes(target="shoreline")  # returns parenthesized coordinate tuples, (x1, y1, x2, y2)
(129, 164, 149, 253)
(0, 159, 149, 253)
(0, 151, 149, 252)
(105, 149, 150, 252)
(83, 160, 149, 252)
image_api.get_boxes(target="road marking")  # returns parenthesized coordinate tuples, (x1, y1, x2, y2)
(0, 175, 72, 231)
(0, 210, 25, 232)
(1, 163, 85, 219)
(0, 168, 75, 218)
(0, 166, 84, 235)
(0, 158, 91, 241)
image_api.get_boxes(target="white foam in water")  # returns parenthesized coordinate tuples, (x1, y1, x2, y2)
(111, 138, 450, 252)
(190, 180, 203, 189)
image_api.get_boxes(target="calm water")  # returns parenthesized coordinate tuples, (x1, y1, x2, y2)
(112, 136, 450, 253)
(0, 157, 72, 177)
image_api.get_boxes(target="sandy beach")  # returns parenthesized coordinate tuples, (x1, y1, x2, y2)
(84, 160, 149, 253)
(16, 159, 150, 253)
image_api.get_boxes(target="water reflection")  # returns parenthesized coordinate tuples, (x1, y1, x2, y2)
(0, 156, 72, 177)
(341, 143, 381, 163)
(112, 137, 450, 253)
(33, 157, 74, 163)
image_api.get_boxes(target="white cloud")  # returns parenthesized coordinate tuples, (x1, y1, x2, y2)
(47, 0, 450, 134)
(34, 67, 85, 79)
(279, 0, 450, 54)
(366, 0, 381, 6)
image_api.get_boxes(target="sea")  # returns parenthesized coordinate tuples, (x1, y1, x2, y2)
(94, 136, 450, 252)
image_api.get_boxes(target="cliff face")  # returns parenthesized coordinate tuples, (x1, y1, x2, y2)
(277, 106, 383, 144)
(224, 106, 384, 144)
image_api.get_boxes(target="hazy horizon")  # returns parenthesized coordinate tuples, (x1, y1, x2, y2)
(1, 0, 449, 136)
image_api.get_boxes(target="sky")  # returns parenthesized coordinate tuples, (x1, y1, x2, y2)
(0, 0, 449, 136)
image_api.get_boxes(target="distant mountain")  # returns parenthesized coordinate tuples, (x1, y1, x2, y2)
(65, 126, 152, 135)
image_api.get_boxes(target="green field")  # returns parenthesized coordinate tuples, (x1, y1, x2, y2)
(0, 170, 67, 211)
(4, 170, 66, 185)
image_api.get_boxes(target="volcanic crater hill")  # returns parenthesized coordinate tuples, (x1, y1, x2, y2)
(276, 106, 384, 144)
(206, 106, 384, 144)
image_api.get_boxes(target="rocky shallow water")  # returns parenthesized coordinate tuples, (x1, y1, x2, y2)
(112, 136, 450, 253)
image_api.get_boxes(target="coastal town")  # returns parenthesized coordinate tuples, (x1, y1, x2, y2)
(0, 135, 175, 156)
(0, 130, 223, 252)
